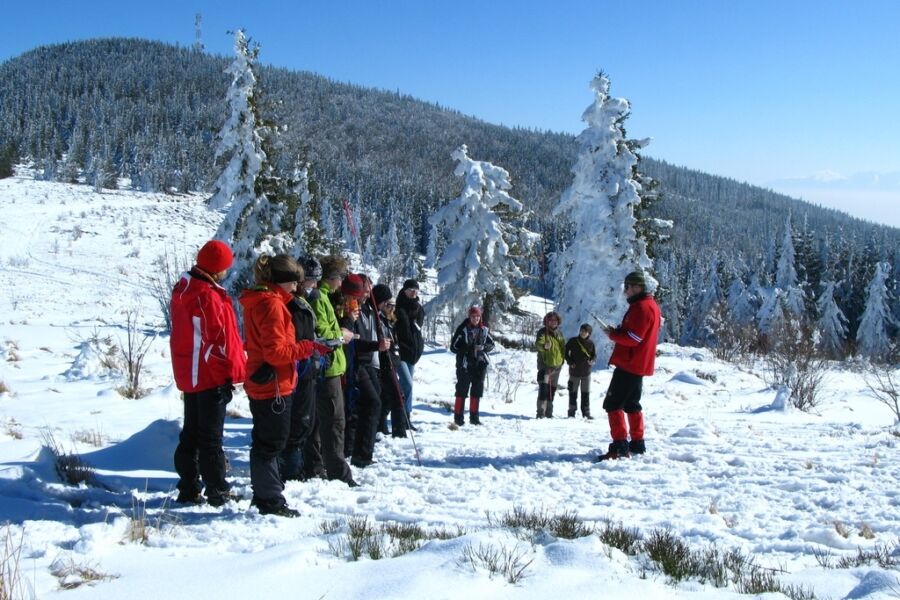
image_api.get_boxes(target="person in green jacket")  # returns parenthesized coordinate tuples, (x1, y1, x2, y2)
(304, 254, 357, 486)
(535, 311, 565, 418)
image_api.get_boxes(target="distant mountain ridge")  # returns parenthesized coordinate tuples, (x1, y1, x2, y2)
(1, 38, 897, 342)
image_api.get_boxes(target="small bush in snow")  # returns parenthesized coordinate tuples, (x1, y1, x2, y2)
(457, 542, 533, 584)
(2, 418, 22, 440)
(864, 363, 900, 424)
(49, 556, 116, 590)
(488, 506, 593, 541)
(761, 318, 826, 412)
(41, 429, 96, 487)
(115, 310, 156, 399)
(0, 381, 9, 395)
(597, 519, 642, 555)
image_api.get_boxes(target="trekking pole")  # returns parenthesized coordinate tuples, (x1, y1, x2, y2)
(342, 198, 422, 466)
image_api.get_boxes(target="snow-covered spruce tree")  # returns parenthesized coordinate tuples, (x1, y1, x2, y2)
(680, 258, 724, 347)
(857, 262, 897, 361)
(208, 30, 301, 293)
(775, 214, 806, 317)
(815, 280, 848, 359)
(552, 72, 655, 356)
(426, 144, 528, 326)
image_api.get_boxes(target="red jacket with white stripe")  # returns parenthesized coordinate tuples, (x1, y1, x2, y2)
(608, 293, 661, 377)
(170, 268, 246, 392)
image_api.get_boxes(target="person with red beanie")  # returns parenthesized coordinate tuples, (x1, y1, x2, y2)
(450, 303, 494, 426)
(597, 270, 662, 461)
(170, 240, 246, 507)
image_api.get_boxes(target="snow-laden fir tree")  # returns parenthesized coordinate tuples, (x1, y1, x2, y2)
(815, 280, 848, 358)
(856, 262, 897, 361)
(775, 214, 806, 317)
(757, 287, 785, 336)
(552, 72, 654, 354)
(208, 30, 304, 293)
(426, 144, 527, 324)
(680, 258, 724, 347)
(727, 272, 760, 327)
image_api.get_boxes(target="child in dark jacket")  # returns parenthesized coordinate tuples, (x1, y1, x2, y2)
(565, 323, 596, 419)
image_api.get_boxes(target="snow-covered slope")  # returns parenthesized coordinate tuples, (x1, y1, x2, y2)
(0, 172, 898, 599)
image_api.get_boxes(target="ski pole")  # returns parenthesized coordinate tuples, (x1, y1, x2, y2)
(342, 198, 422, 466)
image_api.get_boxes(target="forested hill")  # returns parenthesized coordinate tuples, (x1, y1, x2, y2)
(1, 38, 897, 342)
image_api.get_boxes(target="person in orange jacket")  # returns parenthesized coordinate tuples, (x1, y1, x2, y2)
(597, 270, 662, 461)
(240, 254, 332, 517)
(170, 240, 246, 507)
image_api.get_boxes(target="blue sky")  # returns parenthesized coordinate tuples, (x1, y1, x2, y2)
(3, 0, 899, 227)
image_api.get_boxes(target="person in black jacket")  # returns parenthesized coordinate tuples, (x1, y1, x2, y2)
(373, 284, 408, 438)
(280, 283, 322, 480)
(450, 304, 495, 425)
(394, 279, 425, 429)
(564, 323, 596, 419)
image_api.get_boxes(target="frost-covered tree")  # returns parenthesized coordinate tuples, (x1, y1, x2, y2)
(857, 262, 896, 360)
(208, 30, 294, 292)
(680, 258, 724, 347)
(757, 287, 784, 336)
(552, 72, 654, 353)
(775, 215, 806, 316)
(426, 144, 526, 324)
(727, 272, 760, 326)
(815, 281, 848, 359)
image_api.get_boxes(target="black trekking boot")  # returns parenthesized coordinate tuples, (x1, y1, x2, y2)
(595, 441, 631, 462)
(470, 412, 481, 425)
(629, 439, 646, 455)
(453, 413, 464, 426)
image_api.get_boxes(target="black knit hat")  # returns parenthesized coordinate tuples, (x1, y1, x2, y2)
(298, 256, 322, 281)
(372, 283, 393, 305)
(624, 271, 647, 287)
(402, 278, 420, 291)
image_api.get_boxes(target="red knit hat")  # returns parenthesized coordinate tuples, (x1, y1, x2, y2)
(341, 274, 366, 298)
(196, 240, 233, 273)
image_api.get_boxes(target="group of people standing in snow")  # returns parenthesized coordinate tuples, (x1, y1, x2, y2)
(169, 239, 661, 517)
(169, 242, 426, 517)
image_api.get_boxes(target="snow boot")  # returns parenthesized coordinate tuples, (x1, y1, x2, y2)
(568, 385, 578, 417)
(629, 439, 646, 455)
(596, 440, 630, 462)
(581, 393, 592, 419)
(454, 396, 465, 426)
(469, 397, 481, 425)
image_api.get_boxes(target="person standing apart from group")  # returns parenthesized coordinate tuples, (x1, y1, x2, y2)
(450, 304, 494, 426)
(394, 279, 425, 430)
(565, 323, 596, 419)
(170, 240, 246, 507)
(597, 270, 661, 461)
(535, 311, 565, 418)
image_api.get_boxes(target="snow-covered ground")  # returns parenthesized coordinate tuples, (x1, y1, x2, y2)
(1, 172, 898, 599)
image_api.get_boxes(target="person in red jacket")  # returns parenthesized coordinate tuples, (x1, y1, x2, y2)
(240, 254, 332, 517)
(170, 240, 247, 506)
(597, 270, 662, 461)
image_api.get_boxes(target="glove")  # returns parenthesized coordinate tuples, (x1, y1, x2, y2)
(217, 383, 234, 404)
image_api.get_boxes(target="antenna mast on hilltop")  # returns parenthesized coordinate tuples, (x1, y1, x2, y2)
(193, 13, 204, 52)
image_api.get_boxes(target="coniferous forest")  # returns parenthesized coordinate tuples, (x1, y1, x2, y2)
(1, 38, 898, 356)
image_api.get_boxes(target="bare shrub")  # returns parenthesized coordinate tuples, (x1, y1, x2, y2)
(116, 310, 156, 399)
(1, 524, 28, 600)
(127, 494, 178, 545)
(149, 249, 192, 333)
(0, 381, 9, 395)
(71, 428, 105, 447)
(457, 542, 533, 584)
(49, 556, 116, 590)
(709, 303, 757, 364)
(761, 317, 827, 412)
(3, 419, 23, 440)
(41, 430, 96, 486)
(491, 354, 529, 404)
(864, 363, 900, 424)
(488, 506, 593, 541)
(597, 519, 642, 555)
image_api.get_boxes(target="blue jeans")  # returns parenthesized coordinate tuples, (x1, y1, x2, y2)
(398, 361, 415, 416)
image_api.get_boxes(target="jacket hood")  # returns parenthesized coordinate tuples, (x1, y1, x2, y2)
(172, 269, 225, 303)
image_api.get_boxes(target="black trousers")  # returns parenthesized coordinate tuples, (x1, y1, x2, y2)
(602, 368, 644, 413)
(279, 375, 317, 481)
(380, 365, 408, 437)
(351, 364, 382, 462)
(455, 364, 487, 398)
(249, 395, 292, 504)
(317, 376, 353, 482)
(173, 388, 229, 500)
